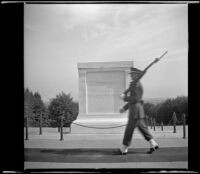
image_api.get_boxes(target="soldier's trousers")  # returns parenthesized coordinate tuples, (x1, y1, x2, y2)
(122, 117, 153, 146)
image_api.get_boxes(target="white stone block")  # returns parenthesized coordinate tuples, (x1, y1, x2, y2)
(77, 61, 133, 120)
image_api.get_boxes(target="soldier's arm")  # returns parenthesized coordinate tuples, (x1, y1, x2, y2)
(123, 81, 135, 95)
(123, 88, 130, 95)
(123, 95, 139, 104)
(122, 103, 129, 111)
(123, 83, 143, 104)
(123, 84, 131, 95)
(120, 103, 129, 113)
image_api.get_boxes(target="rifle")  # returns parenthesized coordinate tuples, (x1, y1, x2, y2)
(124, 51, 168, 95)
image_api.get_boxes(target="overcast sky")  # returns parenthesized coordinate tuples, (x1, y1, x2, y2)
(24, 4, 188, 102)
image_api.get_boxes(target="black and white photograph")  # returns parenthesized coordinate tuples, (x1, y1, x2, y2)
(9, 1, 196, 172)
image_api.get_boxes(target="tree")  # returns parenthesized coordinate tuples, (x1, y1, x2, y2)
(157, 99, 174, 125)
(143, 96, 188, 125)
(48, 92, 78, 127)
(24, 89, 49, 127)
(24, 88, 34, 126)
(157, 101, 171, 125)
(171, 96, 188, 125)
(143, 102, 155, 117)
(32, 92, 45, 118)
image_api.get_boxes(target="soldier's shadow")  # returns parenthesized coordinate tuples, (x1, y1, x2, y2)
(125, 149, 148, 155)
(40, 148, 148, 156)
(114, 149, 148, 155)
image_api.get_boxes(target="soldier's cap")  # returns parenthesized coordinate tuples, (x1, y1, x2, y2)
(129, 67, 143, 74)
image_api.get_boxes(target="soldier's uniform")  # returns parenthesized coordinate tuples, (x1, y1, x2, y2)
(122, 80, 153, 147)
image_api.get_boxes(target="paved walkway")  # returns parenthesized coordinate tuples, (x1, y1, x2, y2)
(25, 161, 188, 170)
(24, 126, 188, 170)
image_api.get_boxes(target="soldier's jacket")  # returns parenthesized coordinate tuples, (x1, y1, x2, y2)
(122, 81, 145, 119)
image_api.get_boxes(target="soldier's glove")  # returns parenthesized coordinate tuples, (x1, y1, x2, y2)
(120, 93, 125, 100)
(120, 108, 125, 113)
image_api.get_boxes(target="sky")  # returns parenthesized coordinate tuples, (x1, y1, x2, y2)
(24, 4, 188, 103)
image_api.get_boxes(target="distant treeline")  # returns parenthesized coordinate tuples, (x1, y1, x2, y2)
(24, 88, 78, 127)
(143, 96, 188, 125)
(24, 88, 188, 127)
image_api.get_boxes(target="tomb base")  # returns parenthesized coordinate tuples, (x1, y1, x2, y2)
(71, 114, 128, 134)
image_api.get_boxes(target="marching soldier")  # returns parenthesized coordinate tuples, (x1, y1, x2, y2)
(118, 51, 168, 155)
(119, 67, 159, 154)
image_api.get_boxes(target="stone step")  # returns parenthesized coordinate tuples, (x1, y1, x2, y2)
(71, 114, 128, 134)
(75, 114, 128, 123)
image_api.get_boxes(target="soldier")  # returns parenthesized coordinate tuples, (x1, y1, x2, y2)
(119, 67, 159, 155)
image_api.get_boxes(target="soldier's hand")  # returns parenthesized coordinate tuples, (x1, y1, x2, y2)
(120, 108, 125, 113)
(120, 93, 125, 100)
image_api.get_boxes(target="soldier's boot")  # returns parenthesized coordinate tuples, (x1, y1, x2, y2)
(118, 145, 128, 155)
(147, 139, 159, 154)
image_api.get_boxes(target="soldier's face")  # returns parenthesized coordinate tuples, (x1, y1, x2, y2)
(131, 73, 141, 81)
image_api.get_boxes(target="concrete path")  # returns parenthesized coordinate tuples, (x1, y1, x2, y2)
(25, 147, 187, 162)
(25, 161, 188, 169)
(24, 126, 188, 170)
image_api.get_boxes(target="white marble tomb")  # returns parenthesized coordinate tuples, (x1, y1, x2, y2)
(77, 61, 133, 121)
